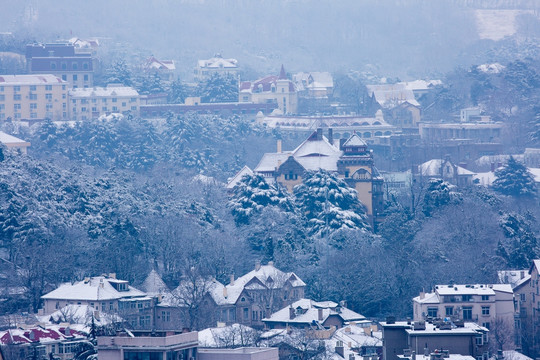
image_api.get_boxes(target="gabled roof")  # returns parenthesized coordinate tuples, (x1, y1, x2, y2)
(41, 276, 146, 302)
(342, 133, 367, 147)
(366, 83, 420, 108)
(418, 159, 475, 177)
(0, 131, 28, 146)
(530, 260, 540, 275)
(227, 165, 254, 189)
(198, 55, 238, 69)
(140, 270, 169, 296)
(0, 324, 87, 345)
(145, 56, 176, 71)
(263, 298, 365, 325)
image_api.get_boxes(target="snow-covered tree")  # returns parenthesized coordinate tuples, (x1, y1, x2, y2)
(497, 212, 539, 269)
(168, 79, 187, 104)
(228, 174, 292, 225)
(199, 73, 238, 103)
(106, 59, 133, 86)
(422, 178, 462, 217)
(492, 156, 537, 198)
(293, 169, 370, 237)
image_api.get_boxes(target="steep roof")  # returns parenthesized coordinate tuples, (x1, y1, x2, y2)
(0, 324, 87, 345)
(198, 55, 238, 69)
(226, 165, 254, 189)
(342, 133, 367, 147)
(366, 83, 420, 108)
(140, 270, 169, 296)
(41, 276, 146, 302)
(0, 131, 28, 146)
(418, 159, 475, 177)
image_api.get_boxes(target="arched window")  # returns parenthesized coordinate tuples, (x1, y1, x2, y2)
(363, 132, 371, 138)
(352, 168, 371, 180)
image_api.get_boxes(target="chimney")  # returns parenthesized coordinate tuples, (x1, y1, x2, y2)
(521, 270, 525, 279)
(317, 128, 323, 140)
(424, 345, 429, 357)
(109, 273, 116, 279)
(268, 261, 274, 266)
(328, 128, 334, 145)
(491, 162, 495, 172)
(277, 139, 282, 153)
(223, 287, 228, 298)
(318, 308, 323, 321)
(412, 351, 416, 360)
(230, 274, 235, 286)
(255, 260, 261, 271)
(339, 138, 346, 150)
(289, 306, 295, 319)
(420, 292, 425, 300)
(335, 341, 344, 358)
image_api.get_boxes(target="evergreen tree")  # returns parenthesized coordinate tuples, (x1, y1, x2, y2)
(168, 79, 187, 104)
(106, 59, 133, 86)
(293, 169, 370, 237)
(497, 212, 539, 269)
(492, 156, 537, 198)
(228, 174, 292, 225)
(199, 73, 238, 103)
(422, 178, 462, 217)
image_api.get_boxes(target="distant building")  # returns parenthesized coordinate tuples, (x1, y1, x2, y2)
(256, 110, 396, 140)
(143, 56, 176, 82)
(380, 319, 489, 360)
(240, 65, 298, 114)
(247, 129, 384, 222)
(0, 131, 30, 154)
(262, 298, 367, 330)
(293, 71, 333, 99)
(40, 274, 148, 317)
(198, 347, 279, 360)
(416, 158, 476, 187)
(412, 284, 514, 336)
(419, 121, 503, 143)
(194, 54, 238, 82)
(97, 331, 198, 360)
(0, 324, 88, 360)
(68, 85, 140, 121)
(0, 74, 68, 122)
(26, 43, 95, 88)
(68, 37, 99, 56)
(366, 83, 421, 128)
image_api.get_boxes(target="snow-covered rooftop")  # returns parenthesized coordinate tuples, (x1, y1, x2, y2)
(198, 55, 238, 69)
(227, 165, 254, 189)
(140, 270, 169, 296)
(0, 74, 66, 85)
(198, 323, 256, 347)
(41, 276, 146, 302)
(0, 324, 88, 345)
(39, 304, 121, 326)
(418, 159, 475, 177)
(263, 298, 365, 325)
(0, 131, 28, 145)
(69, 86, 139, 98)
(366, 83, 420, 108)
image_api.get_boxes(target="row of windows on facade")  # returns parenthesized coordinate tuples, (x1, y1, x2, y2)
(0, 85, 66, 92)
(0, 93, 61, 101)
(3, 103, 63, 111)
(0, 112, 61, 120)
(73, 106, 137, 113)
(426, 305, 491, 318)
(443, 295, 491, 302)
(48, 61, 90, 71)
(61, 74, 90, 82)
(73, 98, 138, 104)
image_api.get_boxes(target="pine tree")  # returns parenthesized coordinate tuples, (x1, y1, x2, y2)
(228, 174, 292, 225)
(293, 169, 370, 237)
(492, 156, 537, 198)
(106, 59, 133, 86)
(422, 178, 462, 217)
(497, 212, 539, 269)
(199, 73, 238, 103)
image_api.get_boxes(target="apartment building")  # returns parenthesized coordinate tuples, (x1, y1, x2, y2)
(0, 74, 68, 121)
(194, 53, 238, 82)
(68, 85, 140, 121)
(412, 284, 514, 333)
(26, 42, 95, 88)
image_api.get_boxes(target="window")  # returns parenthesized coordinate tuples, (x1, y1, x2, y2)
(81, 107, 87, 112)
(243, 308, 249, 320)
(72, 62, 78, 70)
(62, 74, 67, 81)
(462, 295, 472, 302)
(29, 93, 37, 100)
(112, 98, 117, 103)
(30, 85, 36, 91)
(102, 98, 107, 103)
(83, 62, 89, 70)
(62, 85, 66, 90)
(62, 94, 66, 99)
(0, 86, 3, 91)
(0, 95, 4, 101)
(445, 307, 453, 316)
(14, 113, 21, 119)
(462, 306, 473, 320)
(427, 307, 438, 318)
(122, 102, 126, 107)
(482, 322, 490, 329)
(13, 86, 20, 92)
(81, 99, 88, 104)
(73, 74, 78, 81)
(102, 107, 107, 111)
(46, 104, 53, 110)
(112, 106, 118, 111)
(13, 94, 21, 101)
(229, 308, 236, 321)
(61, 62, 67, 70)
(0, 104, 4, 110)
(84, 74, 88, 81)
(45, 94, 52, 101)
(475, 335, 483, 346)
(252, 310, 258, 320)
(161, 311, 170, 322)
(50, 62, 57, 70)
(521, 294, 526, 302)
(131, 106, 137, 111)
(130, 97, 137, 103)
(482, 306, 490, 316)
(45, 85, 52, 91)
(92, 107, 97, 112)
(30, 103, 37, 110)
(14, 103, 21, 110)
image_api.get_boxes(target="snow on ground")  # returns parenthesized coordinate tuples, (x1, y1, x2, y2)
(475, 10, 534, 41)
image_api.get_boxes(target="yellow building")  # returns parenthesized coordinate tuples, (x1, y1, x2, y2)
(239, 65, 298, 115)
(0, 74, 68, 121)
(249, 128, 383, 224)
(68, 85, 140, 121)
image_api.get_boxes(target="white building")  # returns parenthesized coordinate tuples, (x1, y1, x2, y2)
(412, 284, 514, 333)
(0, 131, 30, 154)
(194, 54, 238, 82)
(68, 85, 140, 121)
(41, 274, 147, 315)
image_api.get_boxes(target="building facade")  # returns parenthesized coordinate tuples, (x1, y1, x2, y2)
(26, 43, 95, 88)
(240, 66, 298, 114)
(194, 54, 238, 82)
(412, 284, 514, 339)
(0, 74, 68, 121)
(68, 85, 140, 121)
